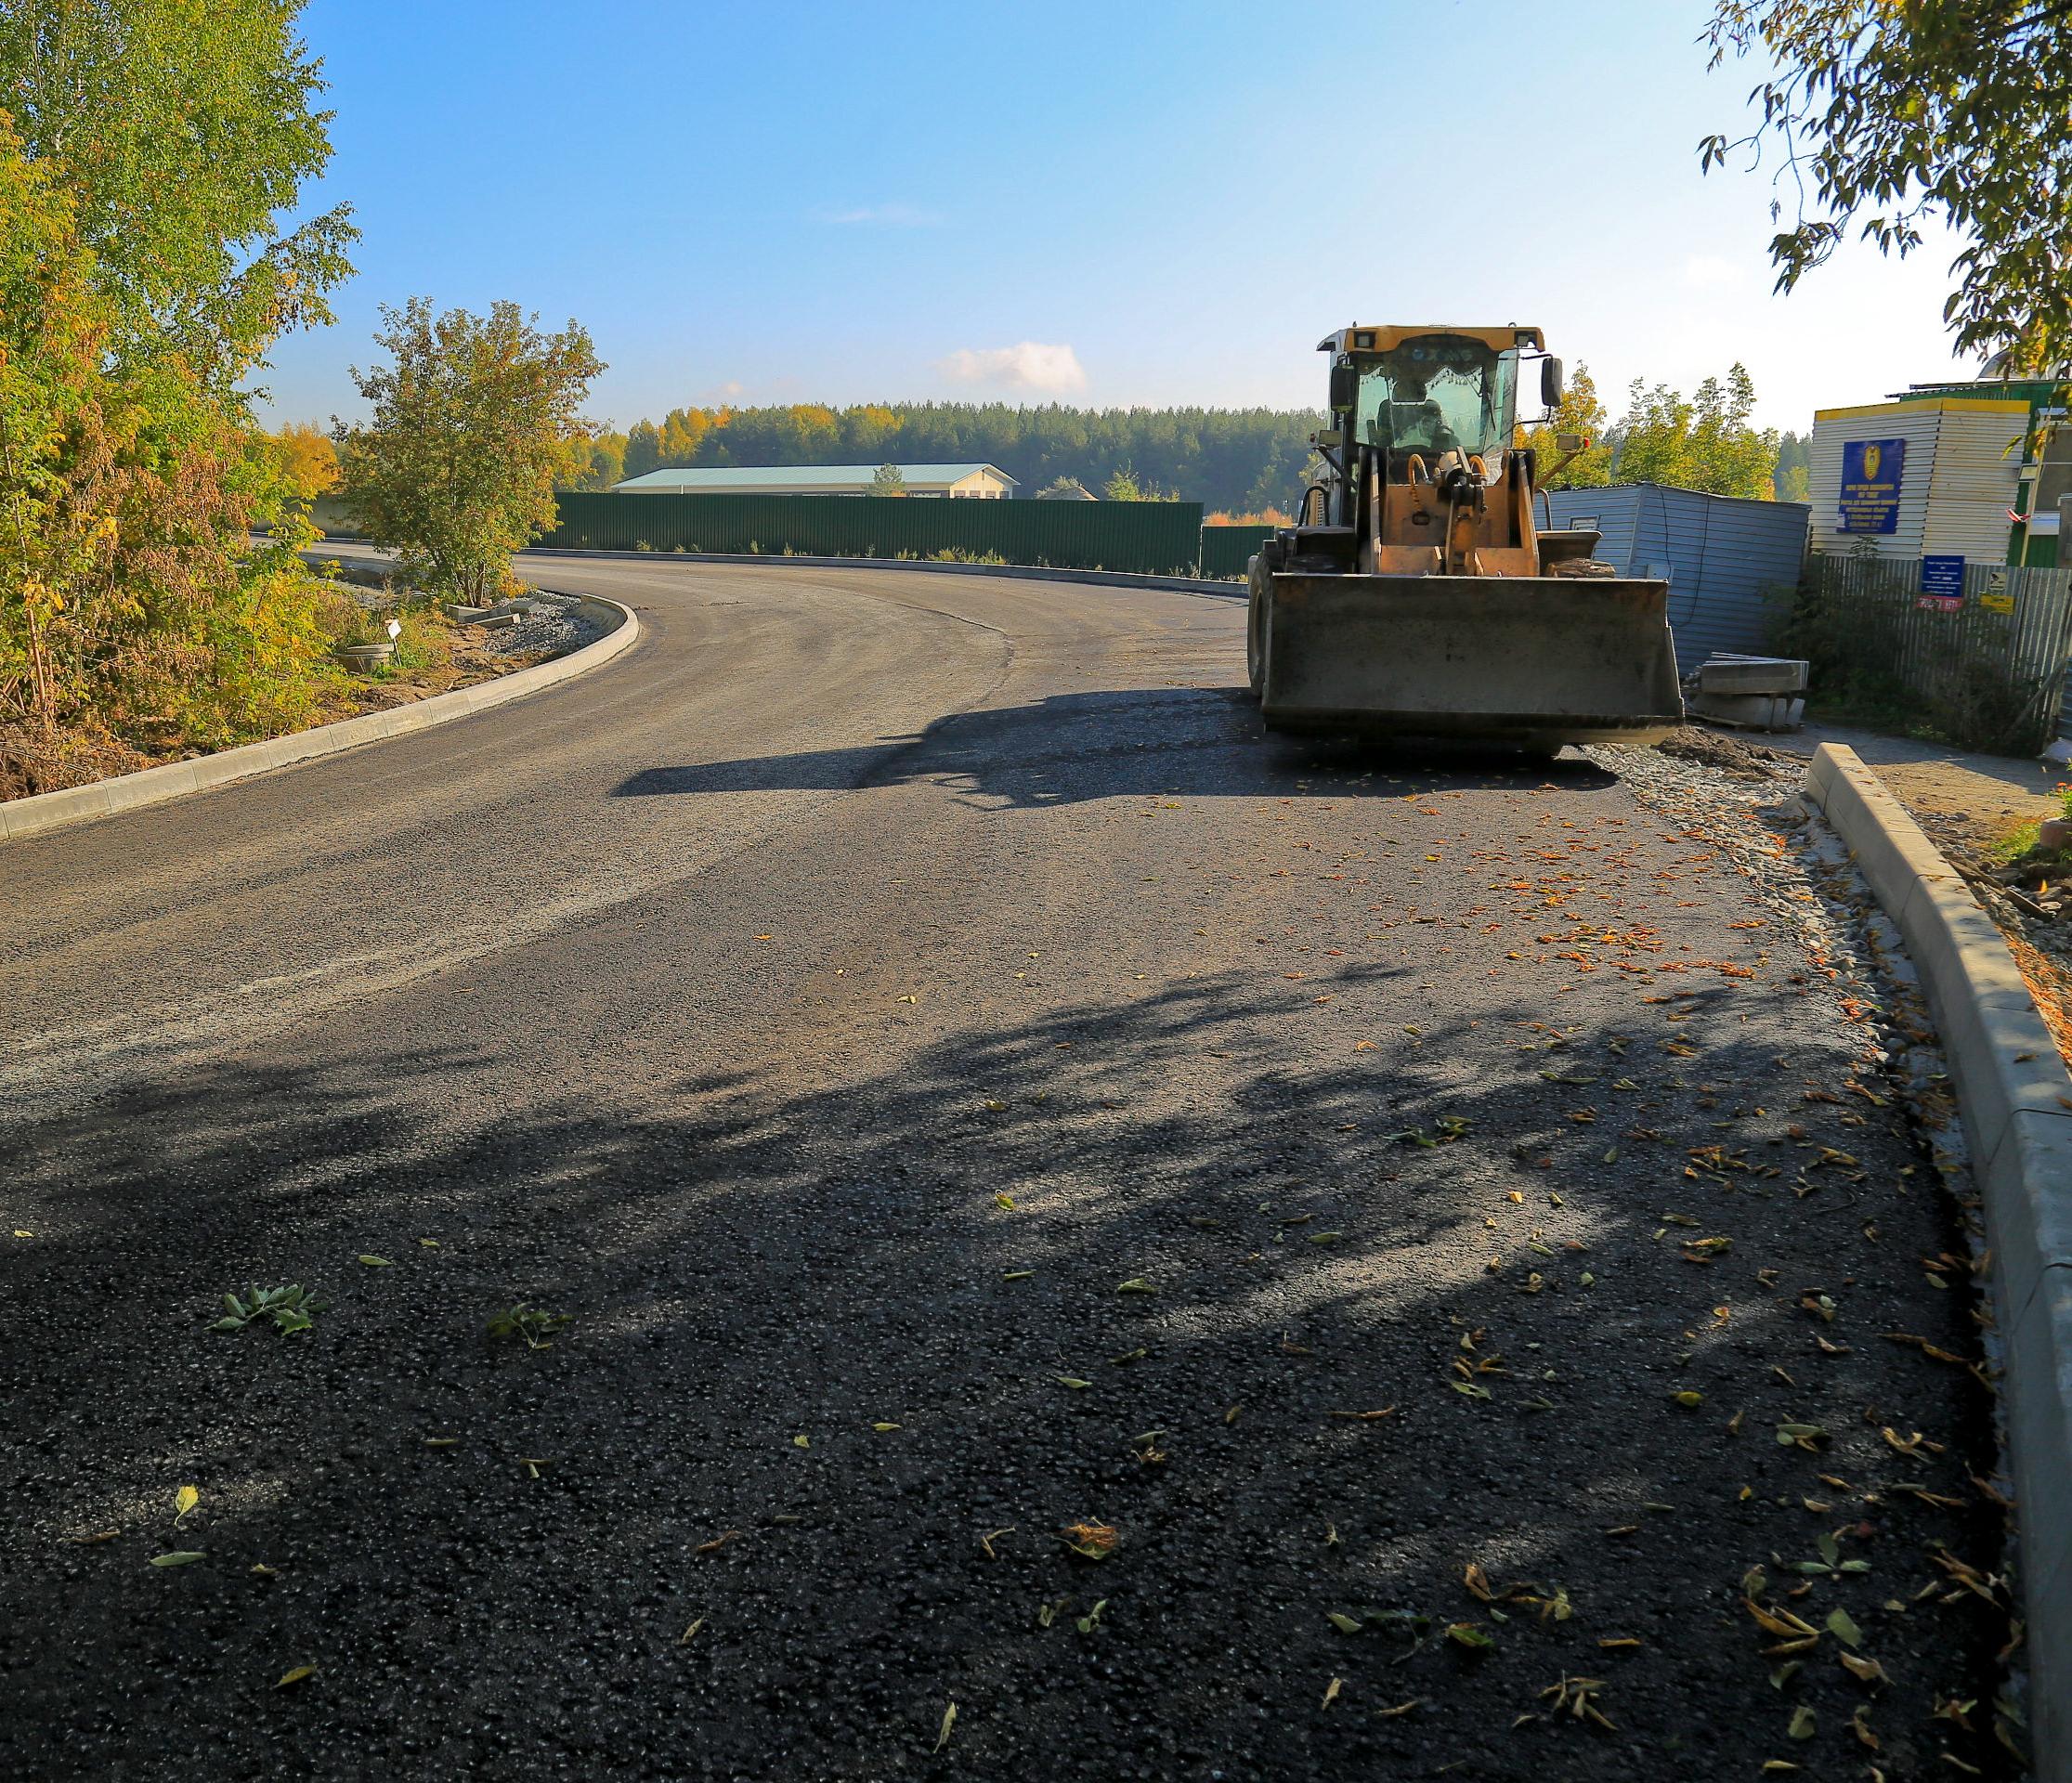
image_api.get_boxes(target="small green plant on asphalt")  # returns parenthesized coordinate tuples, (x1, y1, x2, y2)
(487, 1303, 571, 1350)
(211, 1284, 324, 1335)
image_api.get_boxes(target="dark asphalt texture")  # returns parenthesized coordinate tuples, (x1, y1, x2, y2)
(0, 560, 2013, 1780)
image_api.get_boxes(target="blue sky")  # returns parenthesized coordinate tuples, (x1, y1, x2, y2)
(259, 0, 1980, 435)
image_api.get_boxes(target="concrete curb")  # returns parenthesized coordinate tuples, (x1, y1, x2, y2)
(1803, 742, 2072, 1777)
(0, 593, 638, 845)
(522, 545, 1248, 600)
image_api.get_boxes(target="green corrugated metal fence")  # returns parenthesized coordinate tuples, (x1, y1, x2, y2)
(1199, 525, 1274, 582)
(541, 493, 1205, 577)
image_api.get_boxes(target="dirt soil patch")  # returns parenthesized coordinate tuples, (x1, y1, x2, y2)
(1651, 724, 1786, 779)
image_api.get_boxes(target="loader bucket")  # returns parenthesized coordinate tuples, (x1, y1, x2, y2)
(1258, 573, 1684, 748)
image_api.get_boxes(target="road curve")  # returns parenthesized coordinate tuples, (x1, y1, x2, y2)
(1, 559, 2005, 1780)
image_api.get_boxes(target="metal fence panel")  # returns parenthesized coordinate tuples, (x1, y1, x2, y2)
(1199, 526, 1274, 581)
(1809, 553, 2072, 750)
(541, 493, 1206, 577)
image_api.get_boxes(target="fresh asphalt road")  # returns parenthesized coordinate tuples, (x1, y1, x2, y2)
(0, 559, 2010, 1779)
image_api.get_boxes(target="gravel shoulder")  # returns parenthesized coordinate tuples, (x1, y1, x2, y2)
(0, 564, 2023, 1781)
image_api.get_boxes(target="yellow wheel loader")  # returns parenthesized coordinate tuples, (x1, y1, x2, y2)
(1246, 325, 1683, 748)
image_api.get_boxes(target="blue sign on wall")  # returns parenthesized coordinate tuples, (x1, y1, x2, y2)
(1838, 437, 1906, 534)
(1919, 553, 1964, 611)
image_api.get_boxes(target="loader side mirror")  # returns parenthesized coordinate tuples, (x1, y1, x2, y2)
(1540, 357, 1565, 408)
(1328, 362, 1358, 413)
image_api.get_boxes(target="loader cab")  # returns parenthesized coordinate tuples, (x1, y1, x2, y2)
(1345, 332, 1518, 470)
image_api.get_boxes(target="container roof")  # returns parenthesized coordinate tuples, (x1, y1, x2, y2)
(614, 463, 1015, 490)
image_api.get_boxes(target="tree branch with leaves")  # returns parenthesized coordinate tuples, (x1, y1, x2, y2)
(1701, 1, 2072, 372)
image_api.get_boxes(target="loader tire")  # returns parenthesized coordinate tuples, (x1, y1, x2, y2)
(1245, 556, 1270, 698)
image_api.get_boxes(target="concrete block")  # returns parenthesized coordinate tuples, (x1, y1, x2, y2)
(1688, 691, 1805, 730)
(1818, 757, 1956, 916)
(1899, 873, 2072, 1155)
(2007, 1262, 2072, 1772)
(1803, 741, 1847, 804)
(1698, 655, 1808, 694)
(1983, 1111, 2072, 1329)
(5, 781, 109, 838)
(102, 760, 199, 812)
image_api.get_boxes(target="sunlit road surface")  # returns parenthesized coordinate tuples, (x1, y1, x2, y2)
(0, 559, 2003, 1779)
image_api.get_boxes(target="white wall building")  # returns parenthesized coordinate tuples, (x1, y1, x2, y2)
(1807, 396, 2027, 562)
(613, 463, 1016, 499)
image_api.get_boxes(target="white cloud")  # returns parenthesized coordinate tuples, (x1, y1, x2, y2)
(936, 342, 1088, 393)
(1681, 253, 1748, 291)
(817, 202, 943, 228)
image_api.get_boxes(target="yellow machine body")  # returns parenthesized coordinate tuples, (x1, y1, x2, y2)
(1247, 325, 1684, 748)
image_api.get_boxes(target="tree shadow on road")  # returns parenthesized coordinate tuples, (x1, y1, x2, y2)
(0, 957, 2011, 1780)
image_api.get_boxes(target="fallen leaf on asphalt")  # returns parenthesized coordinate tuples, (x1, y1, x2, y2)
(1840, 1650, 1890, 1685)
(1322, 1676, 1343, 1708)
(677, 1618, 705, 1646)
(357, 1255, 392, 1268)
(1746, 1599, 1819, 1640)
(1828, 1607, 1864, 1647)
(1002, 1270, 1035, 1282)
(1115, 1278, 1155, 1295)
(872, 1422, 902, 1432)
(791, 1435, 810, 1449)
(424, 1437, 457, 1448)
(978, 1528, 1014, 1559)
(275, 1665, 316, 1688)
(1672, 1391, 1704, 1408)
(694, 1530, 741, 1555)
(1062, 1521, 1116, 1560)
(1444, 1622, 1493, 1650)
(1787, 1706, 1816, 1739)
(994, 1193, 1016, 1211)
(1598, 1637, 1642, 1650)
(150, 1552, 205, 1568)
(70, 1529, 121, 1544)
(1377, 1699, 1419, 1718)
(1327, 1408, 1395, 1421)
(1055, 1376, 1092, 1390)
(934, 1702, 957, 1752)
(1327, 1611, 1363, 1634)
(418, 1237, 439, 1248)
(175, 1486, 198, 1523)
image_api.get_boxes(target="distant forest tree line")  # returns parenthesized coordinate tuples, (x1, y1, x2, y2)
(559, 367, 1814, 517)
